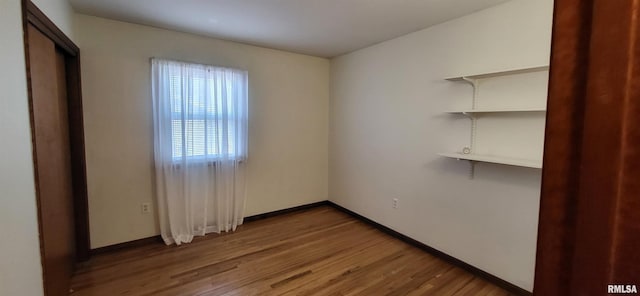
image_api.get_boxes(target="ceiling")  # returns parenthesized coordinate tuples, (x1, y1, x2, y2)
(69, 0, 510, 58)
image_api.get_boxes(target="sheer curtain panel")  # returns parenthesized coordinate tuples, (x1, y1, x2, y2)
(151, 59, 248, 245)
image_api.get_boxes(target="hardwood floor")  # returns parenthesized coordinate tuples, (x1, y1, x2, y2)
(71, 206, 511, 295)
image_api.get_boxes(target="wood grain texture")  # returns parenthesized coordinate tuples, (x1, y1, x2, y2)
(328, 202, 529, 296)
(28, 24, 76, 296)
(535, 0, 640, 294)
(71, 207, 511, 295)
(569, 0, 640, 291)
(23, 0, 91, 263)
(533, 0, 591, 294)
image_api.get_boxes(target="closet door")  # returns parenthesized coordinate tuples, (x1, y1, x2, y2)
(27, 24, 76, 296)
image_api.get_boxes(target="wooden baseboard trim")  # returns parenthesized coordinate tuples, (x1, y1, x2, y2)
(243, 200, 330, 223)
(88, 200, 531, 295)
(326, 201, 532, 296)
(89, 201, 330, 256)
(89, 235, 163, 256)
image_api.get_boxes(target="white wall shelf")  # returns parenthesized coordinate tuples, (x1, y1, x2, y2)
(441, 65, 549, 174)
(445, 65, 549, 81)
(446, 107, 546, 114)
(438, 153, 542, 169)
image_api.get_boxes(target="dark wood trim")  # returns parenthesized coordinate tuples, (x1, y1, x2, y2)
(20, 4, 47, 294)
(90, 201, 332, 255)
(21, 0, 91, 264)
(65, 53, 91, 262)
(243, 201, 330, 223)
(90, 236, 164, 256)
(535, 0, 640, 294)
(24, 1, 78, 56)
(533, 1, 590, 294)
(326, 201, 532, 296)
(88, 199, 529, 295)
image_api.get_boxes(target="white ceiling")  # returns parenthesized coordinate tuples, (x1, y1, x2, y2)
(69, 0, 510, 58)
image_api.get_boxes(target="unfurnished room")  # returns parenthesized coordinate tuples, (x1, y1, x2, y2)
(1, 0, 639, 295)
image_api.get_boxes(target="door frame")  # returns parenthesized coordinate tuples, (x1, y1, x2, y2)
(21, 0, 90, 266)
(535, 0, 640, 294)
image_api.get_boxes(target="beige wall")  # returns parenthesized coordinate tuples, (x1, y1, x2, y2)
(329, 0, 552, 291)
(0, 0, 75, 295)
(74, 14, 330, 248)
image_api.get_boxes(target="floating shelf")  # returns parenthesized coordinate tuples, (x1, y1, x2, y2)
(438, 152, 542, 169)
(446, 107, 546, 114)
(445, 65, 549, 81)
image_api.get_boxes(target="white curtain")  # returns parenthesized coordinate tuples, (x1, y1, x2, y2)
(151, 58, 248, 245)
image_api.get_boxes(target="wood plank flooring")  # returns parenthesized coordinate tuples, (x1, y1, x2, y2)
(71, 206, 511, 295)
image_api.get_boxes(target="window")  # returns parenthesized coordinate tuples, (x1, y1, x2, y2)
(152, 59, 248, 163)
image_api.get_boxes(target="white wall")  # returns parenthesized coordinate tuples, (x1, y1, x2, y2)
(0, 0, 75, 295)
(329, 0, 552, 291)
(73, 14, 330, 248)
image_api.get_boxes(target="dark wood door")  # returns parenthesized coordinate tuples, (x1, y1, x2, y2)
(534, 0, 640, 294)
(27, 24, 75, 296)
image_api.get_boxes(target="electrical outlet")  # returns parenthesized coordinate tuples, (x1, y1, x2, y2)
(141, 203, 151, 214)
(392, 198, 398, 209)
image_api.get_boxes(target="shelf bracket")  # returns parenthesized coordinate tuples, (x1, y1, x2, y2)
(461, 77, 478, 179)
(461, 111, 475, 118)
(461, 77, 474, 84)
(469, 160, 476, 179)
(460, 77, 479, 108)
(454, 157, 476, 179)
